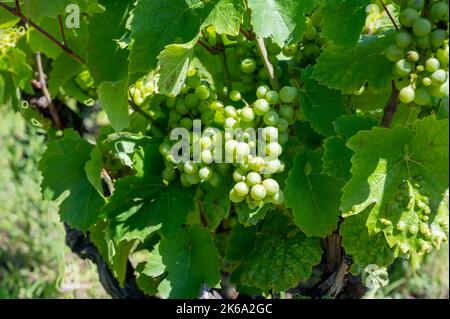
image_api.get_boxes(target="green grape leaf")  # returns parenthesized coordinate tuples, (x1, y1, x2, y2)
(320, 0, 370, 48)
(136, 246, 166, 295)
(340, 208, 396, 267)
(196, 184, 231, 231)
(285, 151, 344, 237)
(247, 0, 315, 45)
(21, 0, 93, 21)
(128, 0, 215, 74)
(235, 203, 274, 226)
(97, 79, 130, 132)
(322, 116, 378, 181)
(157, 41, 196, 96)
(391, 104, 420, 128)
(158, 225, 221, 298)
(204, 0, 245, 36)
(85, 145, 104, 196)
(341, 117, 449, 254)
(87, 0, 131, 84)
(48, 54, 84, 95)
(225, 224, 257, 262)
(322, 137, 353, 181)
(300, 66, 347, 136)
(312, 33, 395, 94)
(39, 129, 105, 231)
(350, 83, 392, 112)
(233, 212, 322, 291)
(112, 185, 196, 242)
(0, 49, 32, 91)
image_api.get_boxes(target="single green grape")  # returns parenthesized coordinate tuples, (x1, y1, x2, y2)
(395, 59, 414, 77)
(180, 117, 193, 129)
(186, 75, 201, 89)
(415, 35, 431, 49)
(256, 85, 270, 99)
(425, 58, 440, 73)
(406, 50, 420, 62)
(246, 172, 262, 186)
(254, 99, 270, 116)
(262, 126, 279, 141)
(234, 181, 250, 196)
(279, 86, 298, 103)
(430, 69, 447, 85)
(422, 77, 432, 87)
(263, 111, 280, 126)
(430, 2, 449, 22)
(282, 44, 298, 57)
(241, 106, 255, 122)
(265, 91, 280, 105)
(250, 184, 267, 201)
(399, 86, 416, 104)
(229, 90, 242, 101)
(279, 105, 294, 120)
(262, 179, 279, 196)
(385, 45, 404, 62)
(198, 166, 213, 181)
(412, 18, 432, 37)
(229, 189, 246, 203)
(210, 100, 224, 111)
(431, 29, 447, 48)
(399, 8, 419, 27)
(241, 58, 257, 74)
(185, 93, 199, 108)
(277, 118, 289, 132)
(395, 32, 412, 48)
(195, 85, 210, 100)
(407, 0, 425, 10)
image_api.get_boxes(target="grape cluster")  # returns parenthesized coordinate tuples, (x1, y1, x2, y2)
(385, 0, 449, 106)
(0, 27, 25, 54)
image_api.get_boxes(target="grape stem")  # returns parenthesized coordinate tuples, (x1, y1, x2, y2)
(381, 81, 400, 128)
(255, 36, 280, 91)
(57, 14, 68, 46)
(379, 0, 399, 31)
(128, 96, 153, 122)
(197, 39, 219, 54)
(36, 52, 63, 129)
(0, 1, 85, 64)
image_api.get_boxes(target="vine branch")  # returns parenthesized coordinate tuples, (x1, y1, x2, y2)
(0, 1, 85, 64)
(57, 15, 67, 46)
(379, 0, 399, 31)
(128, 96, 153, 122)
(255, 36, 280, 91)
(381, 81, 400, 128)
(36, 52, 62, 129)
(197, 39, 219, 55)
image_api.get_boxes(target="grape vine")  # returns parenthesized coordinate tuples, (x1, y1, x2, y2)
(0, 0, 448, 299)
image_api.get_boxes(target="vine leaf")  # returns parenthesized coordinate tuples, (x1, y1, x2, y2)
(230, 212, 322, 292)
(320, 0, 371, 48)
(341, 117, 449, 254)
(340, 208, 396, 268)
(312, 32, 395, 94)
(39, 129, 105, 231)
(158, 225, 221, 298)
(128, 0, 216, 74)
(98, 79, 130, 131)
(205, 0, 246, 36)
(247, 0, 315, 46)
(285, 151, 344, 237)
(300, 66, 347, 136)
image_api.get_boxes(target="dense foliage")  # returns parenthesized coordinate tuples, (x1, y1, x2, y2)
(0, 0, 448, 298)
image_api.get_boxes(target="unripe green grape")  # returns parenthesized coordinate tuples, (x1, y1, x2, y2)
(385, 45, 404, 62)
(201, 111, 214, 125)
(198, 166, 213, 181)
(431, 29, 447, 48)
(395, 59, 414, 77)
(256, 85, 270, 98)
(186, 93, 200, 108)
(249, 157, 265, 172)
(241, 74, 255, 85)
(200, 136, 212, 149)
(436, 46, 449, 66)
(175, 99, 189, 115)
(254, 98, 270, 116)
(399, 8, 419, 27)
(195, 85, 210, 100)
(265, 91, 280, 105)
(186, 75, 201, 89)
(247, 172, 262, 186)
(184, 161, 198, 175)
(264, 111, 280, 126)
(236, 142, 250, 158)
(279, 86, 298, 103)
(169, 110, 182, 123)
(233, 168, 246, 182)
(395, 32, 412, 48)
(159, 142, 172, 156)
(282, 43, 298, 57)
(294, 50, 304, 64)
(304, 25, 317, 41)
(414, 87, 431, 105)
(229, 189, 246, 203)
(262, 179, 279, 196)
(250, 184, 267, 201)
(415, 65, 424, 73)
(268, 54, 278, 66)
(224, 117, 237, 128)
(180, 117, 193, 129)
(272, 190, 285, 205)
(198, 100, 210, 112)
(262, 126, 279, 141)
(229, 90, 242, 101)
(241, 58, 257, 74)
(406, 50, 419, 62)
(425, 58, 440, 73)
(407, 0, 424, 10)
(399, 86, 416, 104)
(201, 149, 213, 163)
(430, 69, 447, 85)
(234, 181, 250, 196)
(277, 118, 289, 132)
(210, 100, 224, 110)
(224, 106, 237, 118)
(185, 173, 201, 185)
(279, 132, 289, 145)
(279, 105, 295, 120)
(264, 159, 282, 174)
(258, 68, 269, 80)
(422, 77, 432, 86)
(412, 18, 432, 37)
(353, 86, 365, 96)
(267, 42, 282, 55)
(430, 2, 449, 22)
(432, 80, 449, 97)
(266, 142, 282, 157)
(180, 173, 192, 187)
(166, 97, 176, 108)
(303, 43, 321, 59)
(241, 106, 255, 122)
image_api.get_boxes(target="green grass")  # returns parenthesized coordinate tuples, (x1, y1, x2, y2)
(0, 106, 108, 299)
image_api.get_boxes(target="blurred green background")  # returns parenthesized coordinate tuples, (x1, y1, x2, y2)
(0, 105, 448, 299)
